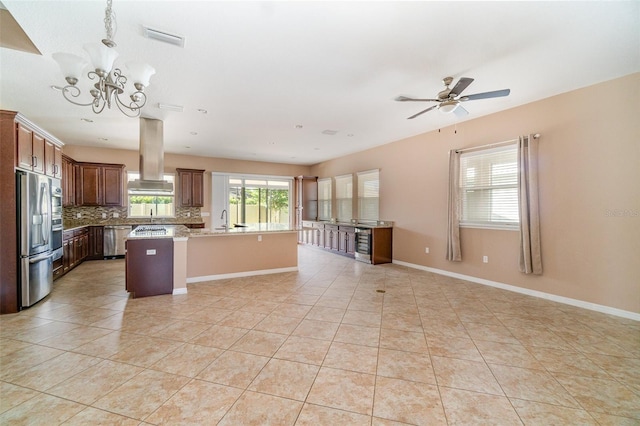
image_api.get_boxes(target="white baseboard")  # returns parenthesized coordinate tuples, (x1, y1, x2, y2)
(187, 266, 299, 283)
(392, 260, 640, 322)
(172, 288, 188, 295)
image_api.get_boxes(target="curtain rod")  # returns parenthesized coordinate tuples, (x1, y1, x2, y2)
(455, 133, 540, 154)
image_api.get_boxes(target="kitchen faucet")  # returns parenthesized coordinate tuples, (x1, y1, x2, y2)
(220, 209, 228, 229)
(150, 209, 153, 224)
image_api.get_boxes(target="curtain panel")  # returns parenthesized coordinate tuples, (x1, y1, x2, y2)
(518, 135, 543, 274)
(446, 150, 462, 261)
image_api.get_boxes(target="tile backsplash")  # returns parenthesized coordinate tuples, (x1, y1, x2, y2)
(63, 206, 202, 226)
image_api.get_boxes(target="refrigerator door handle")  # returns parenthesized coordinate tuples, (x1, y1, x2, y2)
(29, 252, 54, 263)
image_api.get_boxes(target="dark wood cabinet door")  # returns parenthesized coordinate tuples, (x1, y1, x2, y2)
(78, 164, 103, 206)
(62, 156, 76, 206)
(191, 171, 204, 207)
(103, 166, 123, 206)
(179, 170, 192, 206)
(31, 133, 45, 174)
(16, 123, 33, 170)
(62, 240, 71, 273)
(53, 145, 62, 179)
(44, 139, 55, 177)
(88, 226, 104, 259)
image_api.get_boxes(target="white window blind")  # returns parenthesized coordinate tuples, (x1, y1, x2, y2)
(317, 178, 332, 221)
(335, 174, 353, 222)
(357, 169, 379, 221)
(459, 145, 519, 228)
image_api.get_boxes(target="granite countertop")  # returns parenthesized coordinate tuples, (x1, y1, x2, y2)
(126, 225, 191, 240)
(300, 220, 394, 229)
(63, 219, 204, 232)
(189, 223, 296, 237)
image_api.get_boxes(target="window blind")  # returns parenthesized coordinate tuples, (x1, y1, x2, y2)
(357, 169, 379, 221)
(335, 174, 353, 222)
(317, 178, 332, 221)
(459, 145, 518, 227)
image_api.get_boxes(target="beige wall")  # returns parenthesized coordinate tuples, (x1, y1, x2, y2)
(311, 73, 640, 314)
(63, 146, 311, 229)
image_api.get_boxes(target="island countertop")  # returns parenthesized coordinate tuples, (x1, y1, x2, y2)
(189, 223, 295, 237)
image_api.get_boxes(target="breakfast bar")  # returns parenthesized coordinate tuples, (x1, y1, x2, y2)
(124, 224, 298, 298)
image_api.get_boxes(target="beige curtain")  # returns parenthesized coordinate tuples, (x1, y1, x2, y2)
(518, 135, 542, 274)
(446, 150, 462, 261)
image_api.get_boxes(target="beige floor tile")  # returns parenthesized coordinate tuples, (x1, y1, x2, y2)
(373, 376, 447, 425)
(248, 358, 319, 400)
(190, 324, 248, 349)
(342, 309, 382, 327)
(586, 352, 640, 390)
(9, 320, 79, 343)
(218, 390, 303, 425)
(589, 411, 640, 425)
(254, 313, 302, 334)
(527, 346, 611, 379)
(229, 329, 287, 357)
(217, 310, 267, 329)
(440, 386, 522, 425)
(381, 312, 423, 332)
(63, 406, 141, 425)
(323, 341, 379, 374)
(72, 330, 140, 358)
(93, 369, 190, 420)
(432, 355, 504, 396)
(152, 319, 212, 342)
(334, 323, 380, 347)
(511, 398, 598, 425)
(489, 363, 580, 408)
(554, 373, 640, 419)
(186, 306, 233, 323)
(474, 339, 544, 370)
(47, 359, 143, 404)
(0, 393, 85, 425)
(377, 348, 436, 384)
(427, 335, 484, 362)
(379, 328, 428, 353)
(307, 367, 375, 415)
(306, 306, 346, 322)
(145, 379, 242, 425)
(239, 299, 280, 314)
(211, 296, 249, 310)
(273, 302, 313, 318)
(0, 344, 64, 381)
(464, 322, 520, 344)
(150, 343, 223, 377)
(197, 350, 269, 388)
(293, 318, 339, 340)
(0, 381, 39, 414)
(283, 293, 321, 306)
(109, 336, 182, 368)
(296, 403, 371, 425)
(274, 335, 332, 365)
(347, 298, 383, 313)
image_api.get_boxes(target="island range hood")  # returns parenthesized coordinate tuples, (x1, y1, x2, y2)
(127, 117, 173, 192)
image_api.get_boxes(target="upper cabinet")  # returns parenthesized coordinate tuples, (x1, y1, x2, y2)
(76, 162, 125, 207)
(62, 155, 76, 207)
(44, 139, 62, 179)
(295, 176, 318, 225)
(17, 122, 46, 174)
(176, 168, 204, 207)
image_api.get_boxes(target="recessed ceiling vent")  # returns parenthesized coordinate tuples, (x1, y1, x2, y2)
(143, 26, 185, 47)
(322, 129, 338, 135)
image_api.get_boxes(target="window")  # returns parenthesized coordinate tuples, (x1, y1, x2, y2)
(317, 178, 332, 221)
(459, 144, 518, 228)
(357, 169, 379, 221)
(227, 176, 291, 225)
(335, 174, 353, 222)
(127, 172, 175, 218)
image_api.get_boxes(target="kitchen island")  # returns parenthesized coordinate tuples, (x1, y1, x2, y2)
(124, 224, 298, 297)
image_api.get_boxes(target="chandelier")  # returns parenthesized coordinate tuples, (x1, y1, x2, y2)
(52, 0, 155, 117)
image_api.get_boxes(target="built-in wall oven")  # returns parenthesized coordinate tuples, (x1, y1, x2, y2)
(51, 179, 63, 261)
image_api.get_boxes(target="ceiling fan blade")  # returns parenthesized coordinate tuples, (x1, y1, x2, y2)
(449, 77, 474, 97)
(453, 105, 469, 117)
(396, 96, 440, 102)
(461, 89, 510, 101)
(407, 105, 438, 119)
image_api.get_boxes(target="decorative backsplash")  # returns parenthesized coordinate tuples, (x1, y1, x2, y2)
(63, 206, 202, 226)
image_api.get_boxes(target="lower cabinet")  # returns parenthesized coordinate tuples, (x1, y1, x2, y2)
(87, 226, 104, 260)
(58, 227, 90, 279)
(298, 222, 357, 258)
(125, 238, 174, 298)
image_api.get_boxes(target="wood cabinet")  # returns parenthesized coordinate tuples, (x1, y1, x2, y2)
(295, 176, 318, 228)
(87, 226, 104, 260)
(176, 168, 205, 207)
(45, 140, 62, 178)
(62, 227, 89, 276)
(62, 155, 76, 207)
(297, 221, 386, 262)
(16, 122, 46, 174)
(338, 225, 356, 255)
(126, 238, 174, 298)
(77, 162, 125, 206)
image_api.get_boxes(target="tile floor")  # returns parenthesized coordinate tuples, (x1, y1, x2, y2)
(1, 245, 639, 425)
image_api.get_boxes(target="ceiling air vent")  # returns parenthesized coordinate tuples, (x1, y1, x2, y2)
(143, 26, 185, 48)
(322, 129, 338, 135)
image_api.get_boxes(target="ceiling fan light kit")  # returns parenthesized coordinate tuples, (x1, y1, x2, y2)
(52, 0, 155, 117)
(397, 76, 510, 119)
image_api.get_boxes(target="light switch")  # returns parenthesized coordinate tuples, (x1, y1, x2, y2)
(146, 249, 156, 255)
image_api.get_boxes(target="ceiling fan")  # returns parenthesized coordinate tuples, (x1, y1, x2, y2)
(395, 76, 510, 119)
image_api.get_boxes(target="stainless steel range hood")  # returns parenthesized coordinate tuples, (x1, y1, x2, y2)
(127, 117, 173, 192)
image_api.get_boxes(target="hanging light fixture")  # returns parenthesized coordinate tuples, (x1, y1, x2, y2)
(52, 0, 155, 117)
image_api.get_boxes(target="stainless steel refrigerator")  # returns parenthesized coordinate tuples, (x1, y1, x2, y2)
(17, 170, 53, 308)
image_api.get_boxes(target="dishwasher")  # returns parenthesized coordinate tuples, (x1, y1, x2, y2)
(103, 225, 132, 258)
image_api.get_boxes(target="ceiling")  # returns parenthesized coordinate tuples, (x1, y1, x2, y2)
(1, 1, 638, 166)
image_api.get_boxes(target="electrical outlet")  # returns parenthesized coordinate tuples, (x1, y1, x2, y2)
(425, 247, 430, 254)
(186, 212, 191, 217)
(113, 212, 119, 218)
(258, 235, 262, 242)
(76, 213, 81, 218)
(483, 256, 489, 263)
(102, 213, 107, 219)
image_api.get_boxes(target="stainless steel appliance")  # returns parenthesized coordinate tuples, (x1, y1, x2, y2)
(51, 179, 63, 261)
(354, 227, 372, 263)
(104, 225, 132, 258)
(17, 170, 53, 308)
